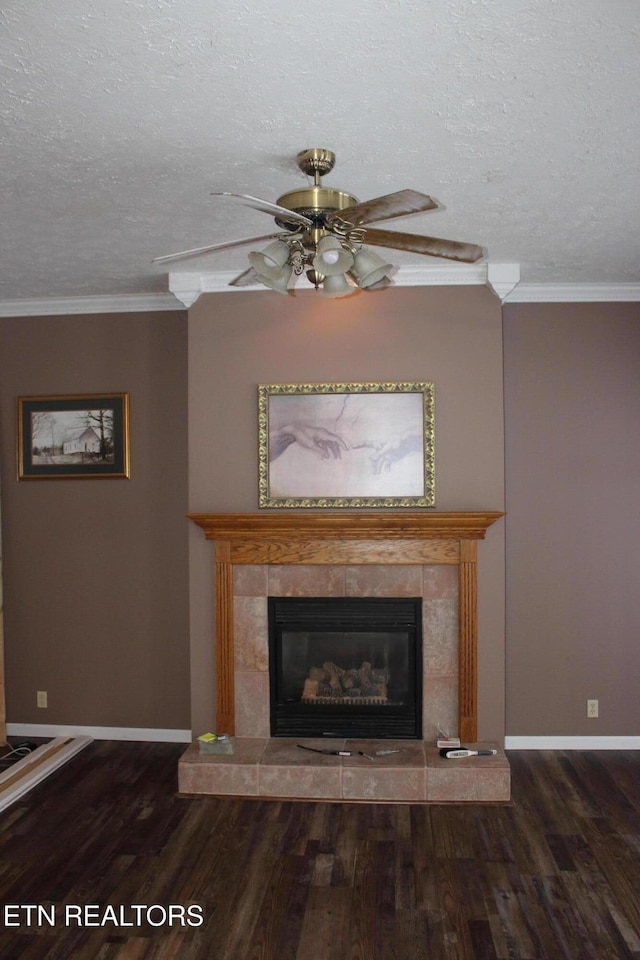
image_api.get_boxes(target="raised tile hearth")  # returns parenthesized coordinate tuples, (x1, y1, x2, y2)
(179, 738, 510, 803)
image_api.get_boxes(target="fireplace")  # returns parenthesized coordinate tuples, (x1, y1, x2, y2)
(181, 513, 510, 804)
(269, 597, 422, 738)
(187, 511, 504, 742)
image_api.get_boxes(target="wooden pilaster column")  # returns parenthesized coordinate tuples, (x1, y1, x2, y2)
(214, 541, 235, 735)
(458, 539, 478, 742)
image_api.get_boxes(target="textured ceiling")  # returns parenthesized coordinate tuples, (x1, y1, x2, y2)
(1, 0, 639, 303)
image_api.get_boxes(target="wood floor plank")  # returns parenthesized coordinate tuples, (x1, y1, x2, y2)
(487, 861, 538, 958)
(267, 854, 312, 960)
(294, 886, 350, 960)
(347, 837, 378, 960)
(467, 918, 498, 960)
(384, 908, 432, 960)
(425, 858, 476, 960)
(514, 874, 567, 960)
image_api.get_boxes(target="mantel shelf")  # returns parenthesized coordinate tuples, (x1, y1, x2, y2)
(187, 511, 504, 542)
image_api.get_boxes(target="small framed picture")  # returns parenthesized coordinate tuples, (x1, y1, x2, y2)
(258, 381, 435, 508)
(17, 393, 130, 480)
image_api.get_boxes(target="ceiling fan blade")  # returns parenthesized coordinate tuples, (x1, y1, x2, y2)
(151, 233, 280, 264)
(211, 192, 314, 227)
(330, 189, 438, 227)
(364, 228, 484, 263)
(229, 267, 261, 287)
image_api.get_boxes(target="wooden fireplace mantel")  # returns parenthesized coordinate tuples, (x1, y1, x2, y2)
(189, 511, 503, 741)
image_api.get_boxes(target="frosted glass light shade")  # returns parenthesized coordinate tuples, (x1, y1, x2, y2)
(248, 240, 292, 295)
(363, 275, 393, 291)
(260, 263, 292, 294)
(321, 273, 357, 299)
(349, 247, 393, 288)
(249, 239, 290, 273)
(313, 236, 354, 276)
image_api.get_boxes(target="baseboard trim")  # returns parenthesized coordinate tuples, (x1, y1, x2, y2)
(6, 723, 192, 743)
(504, 736, 640, 750)
(9, 728, 636, 750)
(0, 737, 93, 812)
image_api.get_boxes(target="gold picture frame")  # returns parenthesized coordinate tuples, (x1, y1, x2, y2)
(17, 393, 130, 480)
(258, 381, 435, 508)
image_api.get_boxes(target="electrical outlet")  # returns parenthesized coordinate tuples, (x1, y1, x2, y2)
(37, 690, 48, 709)
(587, 698, 599, 718)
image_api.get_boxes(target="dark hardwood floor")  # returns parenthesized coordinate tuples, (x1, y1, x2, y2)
(0, 741, 638, 959)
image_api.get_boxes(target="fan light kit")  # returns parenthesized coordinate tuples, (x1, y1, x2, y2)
(153, 148, 484, 299)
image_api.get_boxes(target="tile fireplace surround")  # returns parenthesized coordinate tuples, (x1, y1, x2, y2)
(180, 512, 510, 803)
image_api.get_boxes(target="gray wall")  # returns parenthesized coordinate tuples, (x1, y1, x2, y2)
(0, 311, 190, 730)
(187, 286, 506, 740)
(503, 302, 640, 736)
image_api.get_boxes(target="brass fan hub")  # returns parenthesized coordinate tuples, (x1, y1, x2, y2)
(276, 185, 359, 223)
(276, 148, 358, 229)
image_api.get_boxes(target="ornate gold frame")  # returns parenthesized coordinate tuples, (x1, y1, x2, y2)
(258, 381, 435, 508)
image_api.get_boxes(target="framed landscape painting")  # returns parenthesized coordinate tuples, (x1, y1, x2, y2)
(17, 393, 130, 480)
(258, 381, 435, 508)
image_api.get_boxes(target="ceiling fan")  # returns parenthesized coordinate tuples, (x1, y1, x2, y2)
(153, 148, 484, 299)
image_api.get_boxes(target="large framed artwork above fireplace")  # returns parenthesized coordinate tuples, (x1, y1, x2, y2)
(187, 512, 503, 744)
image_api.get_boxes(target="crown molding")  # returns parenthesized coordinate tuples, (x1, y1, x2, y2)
(170, 265, 640, 306)
(1, 275, 638, 317)
(169, 263, 489, 306)
(505, 283, 640, 303)
(486, 263, 521, 300)
(0, 292, 184, 318)
(169, 262, 521, 307)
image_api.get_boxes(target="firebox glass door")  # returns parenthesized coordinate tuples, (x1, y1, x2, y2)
(269, 597, 422, 739)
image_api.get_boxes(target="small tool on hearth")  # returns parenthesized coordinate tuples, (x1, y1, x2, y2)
(297, 744, 352, 757)
(297, 745, 376, 759)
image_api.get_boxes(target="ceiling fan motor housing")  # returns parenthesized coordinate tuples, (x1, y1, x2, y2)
(276, 148, 358, 231)
(275, 185, 359, 232)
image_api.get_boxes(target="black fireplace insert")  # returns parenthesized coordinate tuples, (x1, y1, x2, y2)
(268, 596, 422, 738)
